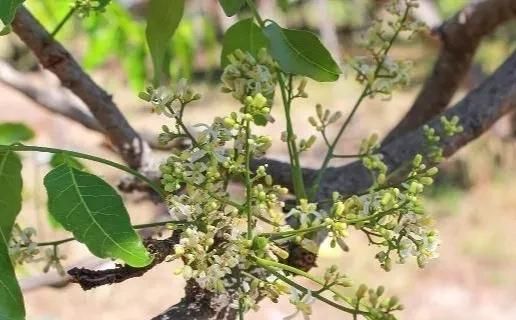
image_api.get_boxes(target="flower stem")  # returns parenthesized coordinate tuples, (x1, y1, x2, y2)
(308, 5, 411, 200)
(50, 6, 76, 38)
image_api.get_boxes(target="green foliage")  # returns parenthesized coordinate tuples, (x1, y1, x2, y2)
(221, 18, 268, 67)
(0, 151, 25, 320)
(264, 22, 342, 82)
(0, 0, 24, 34)
(0, 122, 35, 145)
(219, 0, 246, 17)
(146, 0, 185, 86)
(82, 2, 147, 90)
(44, 162, 152, 267)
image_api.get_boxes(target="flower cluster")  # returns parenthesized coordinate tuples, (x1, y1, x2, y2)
(9, 225, 40, 265)
(348, 0, 426, 99)
(308, 103, 342, 132)
(73, 0, 108, 18)
(9, 224, 67, 275)
(221, 49, 277, 105)
(353, 284, 403, 320)
(137, 1, 458, 319)
(424, 115, 464, 163)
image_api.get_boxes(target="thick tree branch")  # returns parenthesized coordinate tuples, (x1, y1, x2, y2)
(320, 50, 516, 201)
(68, 236, 178, 290)
(11, 7, 148, 168)
(384, 0, 516, 143)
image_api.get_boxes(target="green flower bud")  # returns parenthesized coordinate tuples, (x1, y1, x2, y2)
(356, 284, 368, 299)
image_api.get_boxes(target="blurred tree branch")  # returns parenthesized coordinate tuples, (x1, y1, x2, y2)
(0, 60, 104, 133)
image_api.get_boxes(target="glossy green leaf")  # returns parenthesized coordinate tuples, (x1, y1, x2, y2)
(264, 22, 341, 82)
(0, 0, 24, 35)
(219, 0, 245, 17)
(0, 151, 26, 320)
(44, 164, 152, 267)
(221, 18, 268, 67)
(145, 0, 185, 86)
(0, 122, 35, 145)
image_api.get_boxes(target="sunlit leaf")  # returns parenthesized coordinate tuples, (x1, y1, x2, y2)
(0, 151, 26, 320)
(145, 0, 185, 86)
(0, 122, 35, 145)
(44, 163, 152, 267)
(264, 21, 341, 82)
(219, 0, 245, 17)
(221, 18, 268, 67)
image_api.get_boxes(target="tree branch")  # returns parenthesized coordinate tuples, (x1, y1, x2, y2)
(0, 60, 104, 133)
(11, 7, 148, 169)
(320, 50, 516, 201)
(384, 0, 516, 143)
(68, 236, 178, 290)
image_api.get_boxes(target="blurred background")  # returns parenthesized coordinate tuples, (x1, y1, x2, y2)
(1, 0, 516, 319)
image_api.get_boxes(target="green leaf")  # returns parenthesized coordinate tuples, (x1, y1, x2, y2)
(50, 153, 86, 171)
(219, 0, 245, 17)
(0, 122, 35, 145)
(145, 0, 185, 86)
(264, 22, 341, 82)
(44, 164, 152, 268)
(0, 151, 26, 320)
(0, 0, 24, 35)
(221, 18, 268, 67)
(47, 154, 86, 230)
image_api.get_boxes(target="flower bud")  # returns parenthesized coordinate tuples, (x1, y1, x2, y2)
(356, 284, 368, 299)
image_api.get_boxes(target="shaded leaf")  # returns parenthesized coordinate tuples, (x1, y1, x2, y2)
(145, 0, 185, 86)
(48, 154, 86, 230)
(264, 22, 341, 82)
(44, 164, 152, 267)
(0, 122, 35, 145)
(221, 18, 268, 67)
(0, 0, 24, 35)
(0, 151, 26, 320)
(219, 0, 245, 17)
